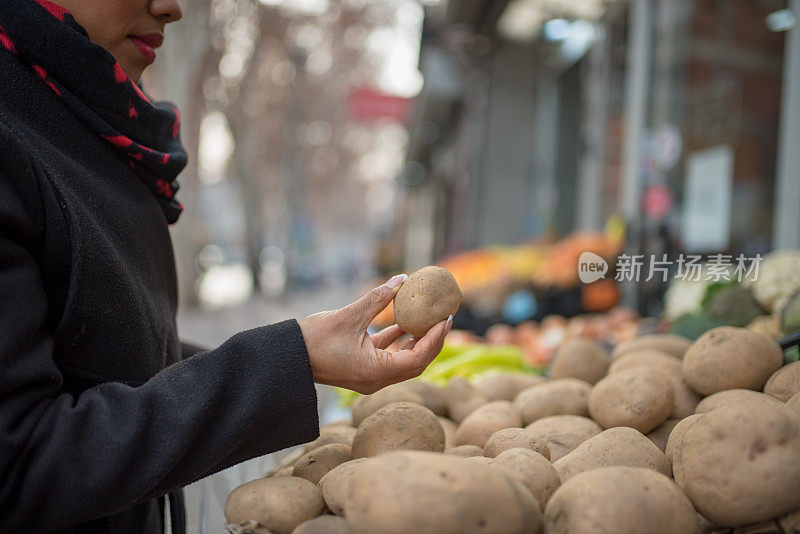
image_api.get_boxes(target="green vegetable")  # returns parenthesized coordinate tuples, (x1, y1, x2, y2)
(707, 285, 764, 327)
(419, 345, 534, 385)
(700, 280, 738, 310)
(669, 312, 725, 341)
(334, 342, 542, 406)
(781, 290, 800, 335)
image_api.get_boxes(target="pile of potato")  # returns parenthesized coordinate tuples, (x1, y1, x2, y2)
(225, 327, 800, 534)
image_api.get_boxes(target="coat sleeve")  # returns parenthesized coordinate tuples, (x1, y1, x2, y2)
(0, 150, 320, 532)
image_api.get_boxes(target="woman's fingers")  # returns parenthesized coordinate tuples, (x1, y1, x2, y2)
(302, 285, 453, 393)
(409, 316, 450, 363)
(398, 335, 418, 351)
(386, 316, 451, 376)
(370, 324, 406, 350)
(344, 274, 408, 331)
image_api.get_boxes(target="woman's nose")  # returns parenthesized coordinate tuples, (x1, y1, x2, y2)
(150, 0, 183, 23)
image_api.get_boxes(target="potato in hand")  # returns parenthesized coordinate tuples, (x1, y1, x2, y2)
(393, 266, 461, 337)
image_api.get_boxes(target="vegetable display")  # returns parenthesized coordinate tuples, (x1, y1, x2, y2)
(665, 250, 800, 360)
(335, 341, 543, 408)
(225, 320, 800, 534)
(372, 231, 623, 331)
(544, 467, 698, 534)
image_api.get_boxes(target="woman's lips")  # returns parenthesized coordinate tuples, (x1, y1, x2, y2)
(129, 34, 163, 63)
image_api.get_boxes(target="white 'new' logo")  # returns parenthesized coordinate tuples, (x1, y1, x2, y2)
(578, 252, 608, 283)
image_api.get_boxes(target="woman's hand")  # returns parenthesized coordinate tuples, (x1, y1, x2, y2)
(299, 274, 452, 394)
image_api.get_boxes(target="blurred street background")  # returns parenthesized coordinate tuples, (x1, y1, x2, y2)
(141, 0, 800, 530)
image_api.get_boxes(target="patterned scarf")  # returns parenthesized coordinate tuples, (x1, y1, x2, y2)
(0, 0, 186, 224)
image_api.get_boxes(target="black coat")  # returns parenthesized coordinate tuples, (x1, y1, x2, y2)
(0, 43, 319, 533)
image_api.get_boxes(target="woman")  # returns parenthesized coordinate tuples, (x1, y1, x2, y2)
(0, 0, 450, 532)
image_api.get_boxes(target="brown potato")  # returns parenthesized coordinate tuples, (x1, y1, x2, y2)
(550, 337, 609, 384)
(694, 389, 783, 414)
(465, 455, 494, 465)
(322, 419, 352, 428)
(344, 451, 542, 534)
(304, 425, 356, 453)
(272, 466, 294, 478)
(438, 416, 458, 449)
(664, 414, 704, 476)
(445, 377, 488, 423)
(785, 391, 800, 425)
(393, 266, 461, 337)
(695, 512, 717, 534)
(474, 373, 547, 401)
(483, 428, 550, 460)
(226, 520, 273, 534)
(318, 459, 369, 516)
(646, 419, 680, 453)
(292, 444, 352, 485)
(525, 415, 603, 462)
(607, 348, 676, 374)
(455, 401, 523, 448)
(730, 519, 782, 533)
(225, 476, 325, 534)
(589, 367, 674, 434)
(350, 385, 423, 426)
(612, 333, 691, 360)
(553, 427, 672, 482)
(608, 349, 701, 418)
(445, 444, 484, 457)
(265, 448, 306, 477)
(779, 508, 800, 533)
(351, 402, 445, 458)
(544, 466, 697, 534)
(401, 380, 448, 416)
(491, 448, 560, 511)
(681, 327, 783, 395)
(292, 515, 352, 534)
(673, 403, 800, 526)
(763, 361, 800, 402)
(513, 379, 592, 425)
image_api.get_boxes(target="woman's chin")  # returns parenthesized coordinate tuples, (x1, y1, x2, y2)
(117, 60, 145, 84)
(110, 47, 149, 84)
(128, 68, 144, 84)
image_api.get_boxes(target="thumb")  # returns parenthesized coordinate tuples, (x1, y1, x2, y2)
(346, 274, 408, 330)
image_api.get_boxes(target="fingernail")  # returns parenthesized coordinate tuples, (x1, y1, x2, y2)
(445, 314, 453, 332)
(385, 274, 408, 288)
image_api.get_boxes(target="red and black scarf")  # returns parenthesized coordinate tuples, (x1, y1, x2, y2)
(0, 0, 186, 224)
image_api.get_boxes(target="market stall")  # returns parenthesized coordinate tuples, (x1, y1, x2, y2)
(223, 255, 800, 534)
